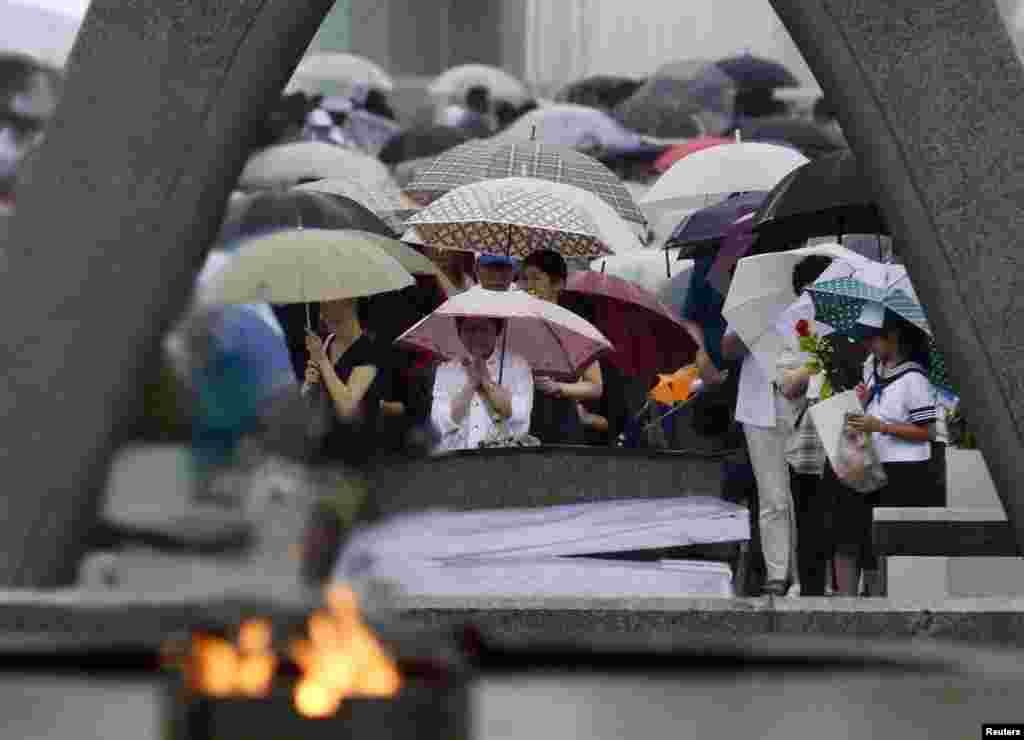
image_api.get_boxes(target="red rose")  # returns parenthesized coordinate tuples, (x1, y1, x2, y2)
(795, 319, 811, 337)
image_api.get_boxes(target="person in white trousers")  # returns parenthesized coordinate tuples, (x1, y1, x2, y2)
(721, 255, 835, 596)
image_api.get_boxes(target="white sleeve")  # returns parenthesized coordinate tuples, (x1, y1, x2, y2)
(903, 372, 938, 425)
(430, 362, 468, 440)
(504, 354, 535, 437)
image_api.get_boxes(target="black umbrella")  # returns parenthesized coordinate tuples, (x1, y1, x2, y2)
(751, 149, 888, 251)
(740, 116, 846, 159)
(714, 53, 799, 90)
(218, 189, 398, 381)
(378, 125, 471, 166)
(556, 75, 645, 111)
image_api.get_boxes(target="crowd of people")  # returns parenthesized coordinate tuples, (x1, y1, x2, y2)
(1, 47, 948, 600)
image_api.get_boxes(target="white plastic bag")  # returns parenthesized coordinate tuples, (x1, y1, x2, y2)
(833, 413, 888, 493)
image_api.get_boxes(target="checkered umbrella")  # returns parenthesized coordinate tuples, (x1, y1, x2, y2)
(405, 179, 613, 259)
(807, 266, 955, 395)
(403, 138, 646, 227)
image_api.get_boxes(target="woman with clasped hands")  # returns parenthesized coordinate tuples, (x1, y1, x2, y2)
(430, 316, 533, 452)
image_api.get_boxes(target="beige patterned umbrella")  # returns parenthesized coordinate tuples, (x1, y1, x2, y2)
(405, 178, 614, 259)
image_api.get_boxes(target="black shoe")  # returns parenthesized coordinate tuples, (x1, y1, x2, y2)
(762, 580, 789, 597)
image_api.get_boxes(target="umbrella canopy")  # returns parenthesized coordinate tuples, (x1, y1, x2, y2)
(722, 243, 869, 375)
(218, 189, 397, 243)
(555, 75, 644, 111)
(396, 286, 612, 380)
(613, 77, 706, 140)
(806, 262, 954, 395)
(741, 116, 847, 160)
(752, 149, 888, 249)
(201, 228, 414, 306)
(238, 141, 394, 192)
(714, 53, 799, 90)
(562, 271, 698, 382)
(405, 178, 613, 259)
(653, 137, 732, 174)
(1, 0, 82, 69)
(594, 252, 696, 317)
(705, 212, 758, 294)
(292, 176, 416, 233)
(664, 191, 768, 255)
(641, 142, 808, 212)
(427, 64, 529, 105)
(404, 138, 645, 227)
(378, 125, 472, 166)
(285, 52, 394, 96)
(495, 103, 652, 156)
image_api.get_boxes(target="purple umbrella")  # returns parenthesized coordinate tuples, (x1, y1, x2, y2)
(664, 191, 767, 254)
(714, 54, 799, 90)
(705, 212, 758, 295)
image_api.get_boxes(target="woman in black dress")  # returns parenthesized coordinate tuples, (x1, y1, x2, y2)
(520, 250, 603, 445)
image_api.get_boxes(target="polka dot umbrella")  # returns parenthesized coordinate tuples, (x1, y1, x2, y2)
(806, 271, 956, 397)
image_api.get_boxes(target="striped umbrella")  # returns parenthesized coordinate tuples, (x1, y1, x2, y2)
(403, 138, 645, 227)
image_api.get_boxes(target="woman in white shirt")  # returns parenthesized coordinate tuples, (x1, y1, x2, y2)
(832, 309, 940, 595)
(430, 316, 534, 452)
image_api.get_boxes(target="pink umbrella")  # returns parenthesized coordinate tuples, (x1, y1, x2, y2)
(395, 286, 613, 381)
(653, 137, 732, 174)
(562, 271, 698, 386)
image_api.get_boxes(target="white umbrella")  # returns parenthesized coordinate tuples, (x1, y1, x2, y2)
(238, 141, 394, 192)
(722, 243, 870, 375)
(641, 142, 809, 213)
(285, 52, 393, 96)
(428, 64, 529, 104)
(1, 0, 84, 69)
(200, 228, 414, 308)
(494, 103, 648, 154)
(396, 285, 612, 380)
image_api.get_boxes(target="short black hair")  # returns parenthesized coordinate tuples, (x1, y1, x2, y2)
(454, 316, 505, 335)
(522, 249, 568, 282)
(793, 255, 833, 295)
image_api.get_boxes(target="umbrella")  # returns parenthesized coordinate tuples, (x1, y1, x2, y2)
(427, 64, 529, 105)
(285, 52, 394, 96)
(641, 142, 808, 212)
(395, 286, 612, 381)
(562, 271, 698, 382)
(705, 212, 758, 294)
(613, 78, 706, 140)
(238, 141, 394, 192)
(431, 176, 642, 251)
(1, 0, 82, 69)
(292, 176, 416, 233)
(649, 365, 701, 406)
(714, 53, 799, 90)
(495, 103, 653, 156)
(404, 138, 646, 227)
(664, 191, 768, 255)
(805, 262, 955, 395)
(722, 243, 870, 375)
(741, 116, 847, 160)
(555, 75, 644, 111)
(594, 252, 696, 317)
(752, 149, 888, 249)
(378, 125, 472, 166)
(218, 189, 398, 244)
(653, 137, 732, 173)
(404, 178, 613, 259)
(200, 228, 414, 307)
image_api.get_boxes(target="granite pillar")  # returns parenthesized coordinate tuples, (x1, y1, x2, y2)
(770, 0, 1024, 553)
(0, 0, 334, 586)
